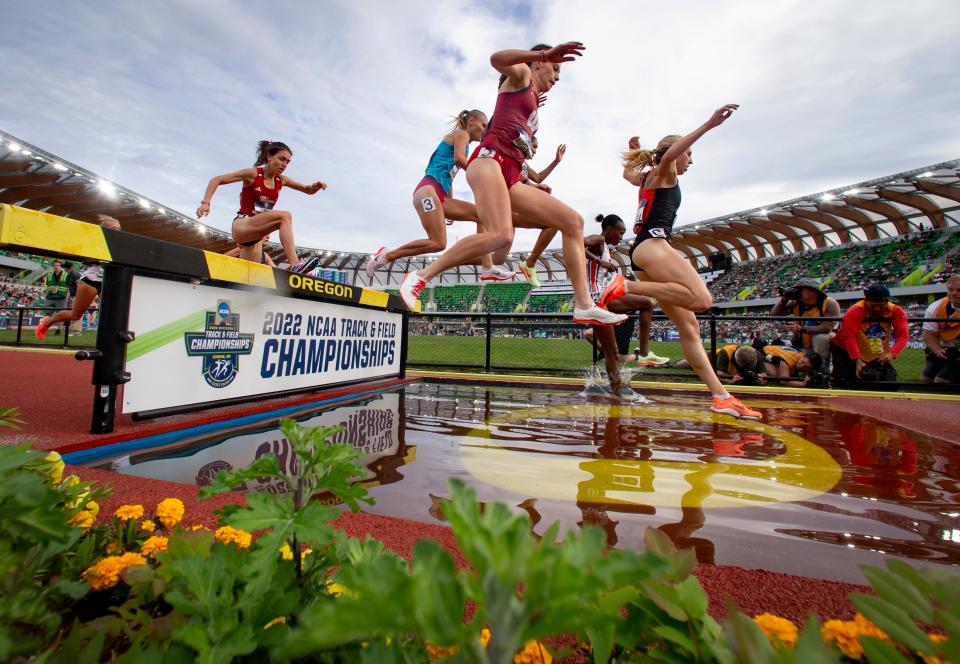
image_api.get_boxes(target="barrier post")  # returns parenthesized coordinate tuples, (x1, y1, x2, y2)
(484, 312, 492, 372)
(89, 266, 134, 434)
(15, 308, 24, 346)
(399, 310, 409, 379)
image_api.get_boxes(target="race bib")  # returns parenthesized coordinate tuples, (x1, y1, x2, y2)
(421, 196, 437, 213)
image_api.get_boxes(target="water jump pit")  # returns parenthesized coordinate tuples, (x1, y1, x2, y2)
(64, 379, 960, 585)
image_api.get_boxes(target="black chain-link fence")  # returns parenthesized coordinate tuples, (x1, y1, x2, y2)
(407, 312, 960, 392)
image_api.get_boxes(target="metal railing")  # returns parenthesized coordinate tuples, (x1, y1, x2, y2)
(0, 306, 98, 348)
(407, 311, 960, 392)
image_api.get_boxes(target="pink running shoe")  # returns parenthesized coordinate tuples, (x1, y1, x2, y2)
(365, 247, 387, 282)
(399, 272, 427, 311)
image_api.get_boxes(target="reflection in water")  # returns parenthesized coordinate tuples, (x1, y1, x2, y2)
(93, 381, 960, 580)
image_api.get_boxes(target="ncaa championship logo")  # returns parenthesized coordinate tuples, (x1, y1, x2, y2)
(184, 300, 255, 388)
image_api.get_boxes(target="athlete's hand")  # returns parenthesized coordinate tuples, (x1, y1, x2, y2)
(705, 104, 739, 129)
(855, 358, 865, 378)
(600, 260, 618, 272)
(543, 41, 585, 63)
(305, 181, 327, 194)
(933, 347, 949, 360)
(555, 144, 566, 161)
(531, 182, 552, 194)
(196, 202, 210, 218)
(538, 93, 548, 108)
(628, 136, 640, 150)
(877, 352, 894, 364)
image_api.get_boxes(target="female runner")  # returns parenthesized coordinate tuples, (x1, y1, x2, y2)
(582, 213, 667, 367)
(399, 42, 625, 326)
(35, 215, 121, 339)
(197, 140, 326, 269)
(600, 105, 761, 418)
(365, 110, 513, 283)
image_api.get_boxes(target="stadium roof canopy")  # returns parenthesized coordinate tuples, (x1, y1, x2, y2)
(2, 129, 959, 284)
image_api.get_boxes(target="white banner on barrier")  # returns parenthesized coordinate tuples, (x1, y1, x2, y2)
(123, 276, 402, 413)
(109, 392, 402, 490)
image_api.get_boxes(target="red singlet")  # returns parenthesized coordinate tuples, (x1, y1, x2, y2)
(237, 166, 282, 217)
(470, 85, 539, 187)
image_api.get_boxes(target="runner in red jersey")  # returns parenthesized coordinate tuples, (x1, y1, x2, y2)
(399, 42, 625, 326)
(197, 140, 327, 269)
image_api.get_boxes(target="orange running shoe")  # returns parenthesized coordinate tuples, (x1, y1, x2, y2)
(710, 395, 762, 420)
(35, 316, 51, 340)
(597, 273, 626, 308)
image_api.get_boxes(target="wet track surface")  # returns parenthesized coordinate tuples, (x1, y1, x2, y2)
(89, 381, 960, 583)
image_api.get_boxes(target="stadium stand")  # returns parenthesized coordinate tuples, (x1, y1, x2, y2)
(431, 285, 482, 312)
(480, 283, 531, 312)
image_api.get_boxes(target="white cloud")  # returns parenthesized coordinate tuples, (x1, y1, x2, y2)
(1, 0, 957, 257)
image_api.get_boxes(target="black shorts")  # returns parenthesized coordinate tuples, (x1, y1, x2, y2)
(923, 354, 960, 383)
(80, 277, 102, 294)
(629, 226, 673, 271)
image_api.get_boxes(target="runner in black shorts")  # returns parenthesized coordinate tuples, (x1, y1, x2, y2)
(599, 105, 761, 419)
(35, 215, 120, 339)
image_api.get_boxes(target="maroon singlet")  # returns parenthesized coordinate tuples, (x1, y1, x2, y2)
(237, 166, 282, 217)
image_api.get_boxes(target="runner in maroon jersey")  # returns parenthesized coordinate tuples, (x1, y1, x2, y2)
(197, 140, 326, 269)
(398, 42, 626, 326)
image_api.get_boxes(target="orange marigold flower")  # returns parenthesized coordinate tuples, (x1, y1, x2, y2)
(753, 613, 798, 648)
(105, 542, 121, 554)
(480, 628, 491, 648)
(514, 640, 552, 664)
(82, 552, 147, 591)
(425, 642, 459, 660)
(114, 504, 144, 521)
(822, 619, 864, 660)
(852, 612, 892, 645)
(214, 526, 252, 548)
(69, 510, 95, 529)
(141, 535, 169, 557)
(155, 498, 185, 528)
(140, 519, 156, 533)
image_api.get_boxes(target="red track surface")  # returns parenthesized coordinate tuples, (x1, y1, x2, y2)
(0, 348, 901, 623)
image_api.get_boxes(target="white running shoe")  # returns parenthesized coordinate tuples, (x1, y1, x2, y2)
(365, 247, 388, 282)
(480, 264, 515, 281)
(399, 271, 427, 311)
(518, 262, 541, 288)
(572, 306, 627, 326)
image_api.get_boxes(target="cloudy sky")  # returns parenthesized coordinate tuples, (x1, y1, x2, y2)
(3, 0, 958, 255)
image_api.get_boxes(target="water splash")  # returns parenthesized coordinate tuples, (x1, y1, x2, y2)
(580, 365, 651, 403)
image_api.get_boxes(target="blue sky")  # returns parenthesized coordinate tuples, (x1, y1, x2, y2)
(3, 0, 958, 254)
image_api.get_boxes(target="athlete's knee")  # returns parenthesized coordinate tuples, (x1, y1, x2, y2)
(488, 232, 513, 251)
(277, 210, 293, 224)
(557, 211, 584, 235)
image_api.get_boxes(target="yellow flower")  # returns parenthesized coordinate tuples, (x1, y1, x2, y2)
(852, 613, 892, 645)
(82, 552, 147, 591)
(822, 619, 864, 660)
(86, 500, 100, 519)
(155, 498, 185, 528)
(141, 535, 169, 557)
(263, 616, 287, 630)
(753, 613, 798, 648)
(325, 581, 350, 596)
(105, 542, 121, 554)
(514, 640, 552, 664)
(114, 504, 144, 521)
(922, 634, 947, 664)
(279, 543, 293, 560)
(480, 628, 491, 648)
(69, 511, 95, 529)
(140, 519, 156, 533)
(43, 451, 65, 485)
(189, 524, 208, 531)
(214, 526, 252, 548)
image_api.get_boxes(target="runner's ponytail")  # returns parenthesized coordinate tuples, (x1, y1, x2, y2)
(621, 135, 681, 171)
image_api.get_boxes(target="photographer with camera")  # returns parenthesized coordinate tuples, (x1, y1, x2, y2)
(921, 274, 960, 384)
(831, 284, 908, 388)
(715, 345, 767, 385)
(763, 344, 824, 388)
(770, 277, 840, 365)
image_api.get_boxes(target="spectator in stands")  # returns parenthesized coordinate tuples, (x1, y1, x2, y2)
(830, 284, 908, 387)
(42, 260, 70, 334)
(921, 274, 960, 384)
(770, 277, 840, 364)
(762, 345, 825, 388)
(35, 216, 121, 340)
(715, 345, 766, 385)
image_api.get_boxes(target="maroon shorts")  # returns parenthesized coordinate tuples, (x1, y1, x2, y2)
(468, 145, 523, 188)
(414, 176, 447, 205)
